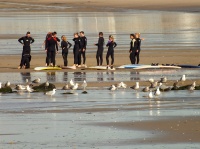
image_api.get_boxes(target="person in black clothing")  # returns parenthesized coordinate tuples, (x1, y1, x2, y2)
(129, 34, 136, 64)
(18, 31, 34, 69)
(135, 33, 142, 64)
(106, 35, 117, 69)
(79, 31, 87, 67)
(61, 35, 72, 66)
(73, 32, 81, 67)
(95, 32, 104, 66)
(45, 32, 58, 67)
(42, 32, 52, 66)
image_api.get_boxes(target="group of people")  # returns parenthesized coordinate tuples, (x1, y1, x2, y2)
(18, 31, 142, 69)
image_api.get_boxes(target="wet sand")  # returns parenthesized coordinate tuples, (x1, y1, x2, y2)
(1, 0, 200, 12)
(0, 49, 200, 73)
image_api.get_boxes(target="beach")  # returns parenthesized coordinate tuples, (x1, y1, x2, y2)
(0, 0, 200, 148)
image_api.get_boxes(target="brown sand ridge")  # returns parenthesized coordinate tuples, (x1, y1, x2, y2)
(0, 0, 200, 12)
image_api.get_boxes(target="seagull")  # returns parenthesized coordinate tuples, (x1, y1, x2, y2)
(117, 82, 127, 89)
(70, 83, 79, 91)
(148, 91, 153, 99)
(15, 85, 26, 90)
(130, 82, 139, 90)
(45, 88, 56, 96)
(82, 80, 87, 91)
(5, 81, 10, 87)
(62, 83, 69, 90)
(148, 78, 154, 83)
(188, 81, 196, 91)
(154, 87, 161, 96)
(142, 86, 150, 92)
(160, 76, 167, 83)
(0, 82, 1, 89)
(109, 85, 117, 91)
(44, 81, 49, 89)
(32, 78, 41, 83)
(180, 75, 186, 81)
(192, 81, 196, 87)
(173, 80, 179, 90)
(70, 79, 75, 86)
(150, 81, 158, 88)
(26, 85, 34, 93)
(25, 79, 29, 84)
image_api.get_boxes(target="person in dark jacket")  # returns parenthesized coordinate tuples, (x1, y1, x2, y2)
(73, 33, 81, 67)
(45, 32, 58, 67)
(18, 31, 34, 69)
(61, 35, 72, 66)
(95, 32, 104, 66)
(135, 33, 142, 64)
(129, 34, 136, 64)
(106, 35, 117, 69)
(79, 31, 87, 67)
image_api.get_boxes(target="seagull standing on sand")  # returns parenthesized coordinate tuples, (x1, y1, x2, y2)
(117, 82, 127, 89)
(130, 82, 139, 90)
(82, 80, 87, 91)
(109, 85, 117, 91)
(150, 81, 158, 88)
(15, 85, 26, 91)
(45, 88, 56, 96)
(32, 78, 41, 83)
(5, 81, 10, 87)
(180, 75, 186, 82)
(148, 78, 154, 83)
(160, 76, 167, 83)
(70, 79, 75, 86)
(154, 87, 161, 96)
(62, 83, 69, 90)
(142, 86, 150, 92)
(26, 85, 34, 93)
(148, 91, 153, 99)
(70, 83, 79, 92)
(188, 81, 196, 91)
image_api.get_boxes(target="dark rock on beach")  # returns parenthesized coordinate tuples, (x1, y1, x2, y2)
(0, 86, 12, 93)
(32, 82, 56, 92)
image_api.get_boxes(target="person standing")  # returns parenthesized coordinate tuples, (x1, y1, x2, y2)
(79, 31, 87, 67)
(129, 34, 136, 64)
(106, 35, 117, 69)
(95, 32, 104, 66)
(61, 35, 72, 66)
(73, 33, 81, 67)
(46, 32, 58, 67)
(18, 31, 34, 69)
(135, 33, 142, 64)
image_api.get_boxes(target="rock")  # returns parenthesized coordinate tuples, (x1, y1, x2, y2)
(32, 82, 56, 92)
(0, 86, 12, 93)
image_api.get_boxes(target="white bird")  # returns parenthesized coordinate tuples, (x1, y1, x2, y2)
(154, 87, 161, 96)
(192, 81, 196, 87)
(25, 79, 29, 84)
(15, 85, 26, 90)
(188, 81, 196, 91)
(180, 75, 186, 81)
(150, 81, 158, 88)
(0, 82, 1, 89)
(70, 79, 75, 86)
(45, 88, 56, 96)
(70, 83, 79, 91)
(148, 91, 153, 99)
(130, 82, 139, 90)
(109, 85, 117, 91)
(26, 85, 34, 93)
(117, 82, 127, 89)
(82, 80, 87, 91)
(32, 78, 41, 83)
(148, 78, 154, 83)
(5, 81, 10, 87)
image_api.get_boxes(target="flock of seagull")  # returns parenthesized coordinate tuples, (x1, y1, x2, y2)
(0, 74, 197, 98)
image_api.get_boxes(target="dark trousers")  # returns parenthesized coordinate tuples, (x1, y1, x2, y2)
(62, 52, 68, 66)
(78, 50, 81, 65)
(135, 51, 140, 64)
(130, 51, 136, 64)
(96, 50, 103, 66)
(74, 50, 79, 65)
(106, 51, 114, 65)
(47, 51, 56, 66)
(81, 50, 86, 64)
(20, 55, 31, 68)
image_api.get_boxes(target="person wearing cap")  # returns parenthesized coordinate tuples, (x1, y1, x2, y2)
(18, 31, 34, 69)
(106, 35, 117, 69)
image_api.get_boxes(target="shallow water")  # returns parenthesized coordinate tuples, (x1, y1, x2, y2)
(0, 69, 199, 84)
(0, 89, 200, 148)
(0, 11, 200, 54)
